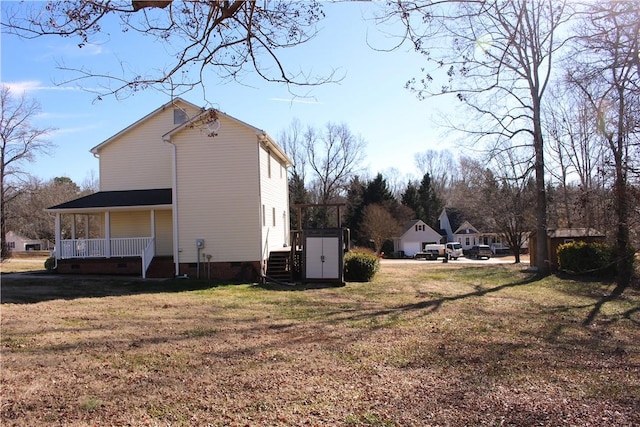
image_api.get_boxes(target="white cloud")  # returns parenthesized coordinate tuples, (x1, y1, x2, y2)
(270, 97, 322, 105)
(4, 80, 84, 94)
(49, 124, 100, 136)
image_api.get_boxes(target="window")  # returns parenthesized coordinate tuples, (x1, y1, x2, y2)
(465, 237, 470, 246)
(173, 108, 187, 124)
(272, 207, 276, 226)
(8, 241, 16, 249)
(262, 205, 266, 226)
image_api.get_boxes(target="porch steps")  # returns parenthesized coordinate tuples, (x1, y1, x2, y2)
(266, 250, 292, 281)
(146, 256, 175, 278)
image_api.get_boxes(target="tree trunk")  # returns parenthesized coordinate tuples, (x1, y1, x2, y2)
(533, 116, 550, 275)
(613, 91, 632, 287)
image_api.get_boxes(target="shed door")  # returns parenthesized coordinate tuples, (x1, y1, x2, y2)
(305, 237, 340, 279)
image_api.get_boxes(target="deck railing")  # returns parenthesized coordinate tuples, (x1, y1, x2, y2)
(58, 237, 154, 259)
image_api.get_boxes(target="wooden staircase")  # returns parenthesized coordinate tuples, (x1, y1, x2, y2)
(266, 249, 292, 282)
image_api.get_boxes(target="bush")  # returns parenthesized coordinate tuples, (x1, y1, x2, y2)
(557, 241, 615, 276)
(44, 257, 57, 272)
(344, 247, 380, 282)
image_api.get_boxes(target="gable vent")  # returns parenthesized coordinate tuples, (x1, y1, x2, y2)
(173, 108, 188, 125)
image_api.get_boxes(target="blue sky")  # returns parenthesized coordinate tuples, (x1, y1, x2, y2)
(1, 1, 461, 187)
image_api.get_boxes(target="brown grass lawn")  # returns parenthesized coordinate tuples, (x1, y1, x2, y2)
(1, 260, 638, 426)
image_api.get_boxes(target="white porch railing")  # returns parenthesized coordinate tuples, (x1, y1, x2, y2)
(141, 238, 155, 279)
(59, 237, 154, 259)
(58, 237, 156, 278)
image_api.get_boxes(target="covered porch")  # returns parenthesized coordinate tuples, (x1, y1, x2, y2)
(47, 189, 174, 278)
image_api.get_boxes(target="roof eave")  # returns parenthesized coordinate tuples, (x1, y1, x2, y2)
(45, 203, 173, 214)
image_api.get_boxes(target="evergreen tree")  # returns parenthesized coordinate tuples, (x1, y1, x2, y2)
(288, 172, 311, 231)
(343, 176, 365, 244)
(401, 181, 423, 220)
(418, 173, 443, 229)
(363, 173, 395, 206)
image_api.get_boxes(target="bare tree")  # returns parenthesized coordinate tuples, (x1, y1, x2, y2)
(2, 1, 335, 100)
(305, 122, 367, 206)
(414, 148, 457, 202)
(361, 204, 400, 255)
(387, 0, 573, 275)
(568, 0, 640, 287)
(544, 84, 608, 230)
(489, 148, 537, 263)
(0, 86, 55, 259)
(6, 176, 93, 244)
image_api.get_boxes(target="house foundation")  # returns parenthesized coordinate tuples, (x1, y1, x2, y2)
(55, 258, 261, 282)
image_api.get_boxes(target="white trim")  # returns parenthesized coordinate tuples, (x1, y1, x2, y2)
(45, 204, 172, 214)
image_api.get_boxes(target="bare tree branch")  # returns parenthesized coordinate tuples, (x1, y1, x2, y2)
(2, 1, 339, 100)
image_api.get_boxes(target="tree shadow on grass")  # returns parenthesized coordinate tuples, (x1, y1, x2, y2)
(330, 270, 544, 324)
(581, 282, 635, 326)
(553, 271, 638, 326)
(0, 274, 231, 304)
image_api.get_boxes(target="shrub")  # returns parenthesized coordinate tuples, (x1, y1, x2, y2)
(44, 257, 57, 272)
(344, 247, 380, 282)
(557, 241, 615, 276)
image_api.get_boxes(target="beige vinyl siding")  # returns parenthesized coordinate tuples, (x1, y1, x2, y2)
(98, 102, 201, 191)
(110, 211, 152, 237)
(259, 144, 290, 252)
(154, 210, 173, 256)
(99, 210, 172, 255)
(173, 116, 261, 263)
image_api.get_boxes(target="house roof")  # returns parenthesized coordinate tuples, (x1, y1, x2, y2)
(442, 207, 465, 231)
(396, 219, 442, 239)
(90, 97, 292, 166)
(90, 98, 201, 154)
(46, 189, 172, 212)
(162, 107, 293, 167)
(400, 219, 422, 235)
(547, 228, 604, 238)
(453, 220, 480, 235)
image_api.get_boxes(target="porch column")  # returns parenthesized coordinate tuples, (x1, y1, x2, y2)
(71, 214, 77, 239)
(55, 214, 61, 259)
(105, 211, 111, 258)
(150, 210, 156, 241)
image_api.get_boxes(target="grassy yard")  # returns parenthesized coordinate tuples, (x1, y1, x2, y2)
(1, 261, 638, 426)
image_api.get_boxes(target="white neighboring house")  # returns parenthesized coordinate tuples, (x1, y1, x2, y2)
(438, 208, 511, 253)
(46, 98, 291, 280)
(393, 219, 443, 257)
(5, 231, 52, 252)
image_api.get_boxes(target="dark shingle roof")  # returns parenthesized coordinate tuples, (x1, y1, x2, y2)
(47, 189, 172, 210)
(547, 228, 604, 238)
(444, 207, 465, 232)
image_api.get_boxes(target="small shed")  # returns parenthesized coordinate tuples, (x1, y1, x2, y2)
(529, 228, 605, 271)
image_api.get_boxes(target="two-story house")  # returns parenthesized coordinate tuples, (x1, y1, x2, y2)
(47, 98, 291, 281)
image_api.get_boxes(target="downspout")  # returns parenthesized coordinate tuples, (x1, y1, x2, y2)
(257, 133, 267, 278)
(165, 138, 180, 277)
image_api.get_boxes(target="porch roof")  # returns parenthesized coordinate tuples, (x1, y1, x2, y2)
(46, 188, 172, 212)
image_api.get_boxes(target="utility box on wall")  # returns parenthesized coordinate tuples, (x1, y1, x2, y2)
(302, 228, 345, 285)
